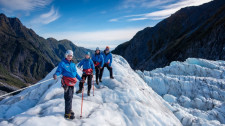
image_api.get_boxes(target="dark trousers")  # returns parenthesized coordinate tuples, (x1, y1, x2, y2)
(100, 63, 113, 80)
(64, 86, 74, 114)
(95, 66, 100, 81)
(79, 74, 93, 91)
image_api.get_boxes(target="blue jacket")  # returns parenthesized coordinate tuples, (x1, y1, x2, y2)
(77, 58, 95, 70)
(92, 53, 104, 67)
(54, 58, 81, 81)
(101, 51, 112, 67)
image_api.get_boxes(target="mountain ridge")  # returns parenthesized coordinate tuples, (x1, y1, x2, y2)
(112, 0, 225, 71)
(0, 13, 92, 94)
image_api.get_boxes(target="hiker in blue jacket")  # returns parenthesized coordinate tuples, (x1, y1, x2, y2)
(76, 52, 95, 96)
(92, 47, 104, 85)
(53, 50, 83, 120)
(99, 46, 114, 82)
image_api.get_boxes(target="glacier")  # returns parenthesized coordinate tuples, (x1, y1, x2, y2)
(137, 58, 225, 126)
(0, 55, 181, 126)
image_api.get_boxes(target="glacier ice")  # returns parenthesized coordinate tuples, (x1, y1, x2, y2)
(137, 58, 225, 126)
(0, 55, 181, 126)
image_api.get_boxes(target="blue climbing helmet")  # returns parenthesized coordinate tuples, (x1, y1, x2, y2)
(85, 51, 90, 56)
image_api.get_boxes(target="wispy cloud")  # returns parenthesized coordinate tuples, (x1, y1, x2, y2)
(42, 28, 143, 49)
(128, 17, 149, 21)
(109, 18, 119, 22)
(100, 10, 107, 14)
(30, 6, 60, 25)
(0, 0, 52, 12)
(114, 0, 212, 21)
(121, 0, 175, 9)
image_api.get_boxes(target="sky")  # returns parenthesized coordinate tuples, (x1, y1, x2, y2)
(0, 0, 212, 50)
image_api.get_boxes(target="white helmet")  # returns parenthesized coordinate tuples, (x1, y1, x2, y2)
(65, 50, 73, 57)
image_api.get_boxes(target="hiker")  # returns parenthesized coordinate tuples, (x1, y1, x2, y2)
(92, 47, 104, 85)
(76, 51, 95, 96)
(53, 50, 83, 120)
(99, 46, 114, 82)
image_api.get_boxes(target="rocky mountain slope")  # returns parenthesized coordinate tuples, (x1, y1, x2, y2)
(0, 13, 92, 95)
(112, 0, 225, 71)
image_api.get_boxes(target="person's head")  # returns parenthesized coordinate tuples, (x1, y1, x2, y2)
(96, 47, 100, 54)
(85, 51, 90, 59)
(65, 50, 73, 61)
(105, 46, 110, 53)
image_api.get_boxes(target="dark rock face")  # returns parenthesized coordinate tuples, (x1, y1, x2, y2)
(0, 14, 92, 93)
(112, 0, 225, 71)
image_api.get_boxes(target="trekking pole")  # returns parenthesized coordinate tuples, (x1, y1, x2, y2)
(92, 74, 94, 96)
(80, 77, 85, 119)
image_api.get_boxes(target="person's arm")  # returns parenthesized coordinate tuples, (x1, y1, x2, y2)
(77, 60, 84, 68)
(76, 73, 81, 81)
(91, 55, 95, 61)
(100, 55, 104, 68)
(54, 62, 63, 76)
(53, 62, 63, 79)
(74, 65, 82, 81)
(91, 60, 95, 71)
(109, 54, 112, 67)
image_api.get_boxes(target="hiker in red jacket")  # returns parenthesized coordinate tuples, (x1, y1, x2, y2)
(53, 50, 83, 120)
(76, 52, 95, 96)
(92, 47, 104, 85)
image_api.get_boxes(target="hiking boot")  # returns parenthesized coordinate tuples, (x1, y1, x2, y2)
(110, 76, 114, 79)
(64, 113, 75, 120)
(99, 79, 102, 83)
(96, 80, 99, 85)
(70, 110, 74, 116)
(76, 89, 82, 94)
(87, 91, 90, 96)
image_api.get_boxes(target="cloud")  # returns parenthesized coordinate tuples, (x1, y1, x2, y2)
(116, 0, 212, 21)
(128, 17, 149, 21)
(162, 0, 212, 9)
(0, 0, 52, 12)
(41, 28, 143, 49)
(121, 0, 175, 9)
(109, 18, 119, 22)
(30, 6, 60, 25)
(127, 8, 179, 21)
(100, 10, 107, 14)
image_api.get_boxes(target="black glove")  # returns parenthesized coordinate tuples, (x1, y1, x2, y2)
(80, 79, 85, 83)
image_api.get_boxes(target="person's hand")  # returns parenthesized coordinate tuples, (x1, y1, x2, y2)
(80, 79, 85, 83)
(100, 67, 102, 69)
(53, 75, 57, 80)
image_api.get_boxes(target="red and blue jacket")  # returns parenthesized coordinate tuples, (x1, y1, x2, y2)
(92, 53, 104, 67)
(54, 58, 81, 81)
(77, 58, 95, 74)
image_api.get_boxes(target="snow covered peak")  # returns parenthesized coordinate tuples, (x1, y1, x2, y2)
(137, 58, 225, 126)
(0, 55, 181, 126)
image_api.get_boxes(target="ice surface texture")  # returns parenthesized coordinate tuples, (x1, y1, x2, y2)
(0, 55, 181, 126)
(137, 58, 225, 126)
